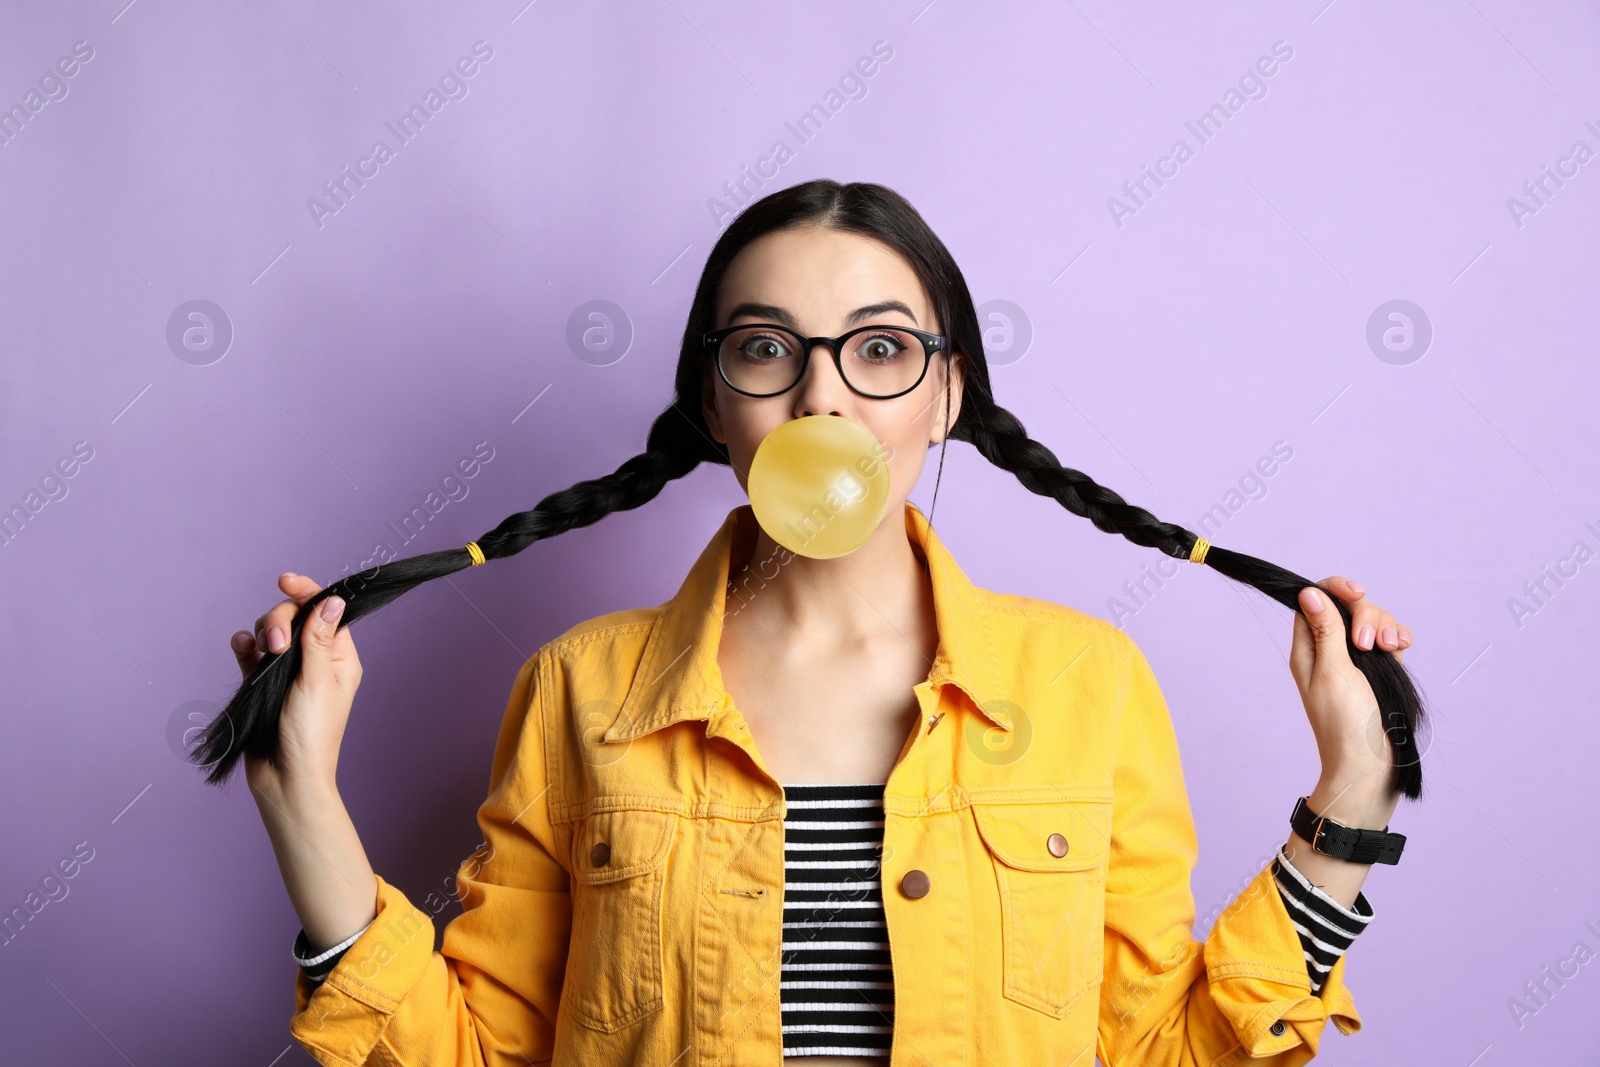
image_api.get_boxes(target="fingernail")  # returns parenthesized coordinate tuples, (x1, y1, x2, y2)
(1348, 581, 1365, 595)
(1304, 589, 1325, 614)
(320, 596, 344, 623)
(267, 626, 286, 653)
(232, 632, 251, 651)
(1399, 627, 1412, 644)
(1381, 625, 1397, 648)
(1358, 625, 1374, 650)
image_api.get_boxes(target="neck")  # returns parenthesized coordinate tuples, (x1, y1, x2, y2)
(726, 501, 931, 641)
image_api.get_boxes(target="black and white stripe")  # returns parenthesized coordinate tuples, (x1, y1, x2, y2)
(780, 783, 894, 1058)
(1270, 845, 1375, 994)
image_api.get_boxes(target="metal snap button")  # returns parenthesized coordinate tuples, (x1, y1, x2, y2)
(1047, 833, 1069, 857)
(1270, 1020, 1286, 1036)
(590, 841, 611, 868)
(900, 869, 931, 899)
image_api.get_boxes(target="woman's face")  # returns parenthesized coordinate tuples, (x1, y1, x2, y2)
(700, 224, 965, 513)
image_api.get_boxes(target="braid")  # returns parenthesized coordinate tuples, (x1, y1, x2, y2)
(961, 400, 1194, 558)
(191, 399, 711, 785)
(961, 396, 1427, 800)
(474, 401, 710, 563)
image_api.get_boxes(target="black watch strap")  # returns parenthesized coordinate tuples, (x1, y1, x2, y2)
(1291, 795, 1406, 865)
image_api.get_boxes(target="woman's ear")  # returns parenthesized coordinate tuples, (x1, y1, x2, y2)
(700, 357, 726, 444)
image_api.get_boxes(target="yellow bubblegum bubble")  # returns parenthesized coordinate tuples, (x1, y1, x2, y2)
(748, 415, 892, 559)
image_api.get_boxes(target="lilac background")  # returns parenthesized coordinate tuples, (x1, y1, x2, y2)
(3, 1, 1598, 1063)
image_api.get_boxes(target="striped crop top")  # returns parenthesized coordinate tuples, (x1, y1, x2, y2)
(293, 785, 1374, 1054)
(779, 783, 895, 1058)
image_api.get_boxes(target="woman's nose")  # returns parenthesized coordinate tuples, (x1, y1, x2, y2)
(792, 343, 850, 417)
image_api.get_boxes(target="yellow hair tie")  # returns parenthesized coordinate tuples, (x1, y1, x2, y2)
(465, 541, 486, 566)
(1188, 537, 1211, 565)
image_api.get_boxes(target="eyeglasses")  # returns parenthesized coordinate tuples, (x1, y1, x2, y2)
(702, 322, 947, 400)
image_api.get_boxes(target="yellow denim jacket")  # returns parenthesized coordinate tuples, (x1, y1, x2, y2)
(289, 501, 1362, 1066)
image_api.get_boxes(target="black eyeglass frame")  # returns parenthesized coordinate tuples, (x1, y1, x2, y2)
(701, 322, 948, 400)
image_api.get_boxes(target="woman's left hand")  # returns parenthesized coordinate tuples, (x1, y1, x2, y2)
(1289, 576, 1413, 814)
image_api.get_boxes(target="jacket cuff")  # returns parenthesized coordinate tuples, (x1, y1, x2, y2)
(289, 875, 436, 1066)
(1204, 861, 1363, 1060)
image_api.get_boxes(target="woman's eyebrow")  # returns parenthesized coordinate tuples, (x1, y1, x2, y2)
(725, 301, 920, 329)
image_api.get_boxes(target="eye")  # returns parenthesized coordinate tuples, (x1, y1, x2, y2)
(737, 332, 794, 362)
(854, 331, 910, 363)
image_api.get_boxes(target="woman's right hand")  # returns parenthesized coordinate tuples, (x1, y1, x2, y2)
(230, 572, 363, 797)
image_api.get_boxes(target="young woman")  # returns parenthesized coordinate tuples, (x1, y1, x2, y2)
(225, 180, 1417, 1065)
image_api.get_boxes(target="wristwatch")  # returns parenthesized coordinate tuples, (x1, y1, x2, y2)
(1290, 795, 1406, 865)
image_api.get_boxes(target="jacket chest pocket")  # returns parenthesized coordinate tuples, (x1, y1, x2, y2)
(563, 808, 678, 1032)
(973, 800, 1110, 1018)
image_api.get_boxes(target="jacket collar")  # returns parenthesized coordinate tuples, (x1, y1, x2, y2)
(606, 499, 1009, 742)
